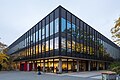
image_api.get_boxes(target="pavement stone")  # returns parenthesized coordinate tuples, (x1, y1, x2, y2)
(0, 71, 102, 80)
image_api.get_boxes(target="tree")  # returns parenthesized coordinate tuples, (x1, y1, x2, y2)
(0, 41, 9, 70)
(111, 17, 120, 46)
(109, 61, 120, 74)
(0, 52, 9, 70)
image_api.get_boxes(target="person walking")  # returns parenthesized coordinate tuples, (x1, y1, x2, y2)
(37, 66, 41, 75)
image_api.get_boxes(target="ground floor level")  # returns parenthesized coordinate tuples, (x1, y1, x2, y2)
(15, 57, 109, 73)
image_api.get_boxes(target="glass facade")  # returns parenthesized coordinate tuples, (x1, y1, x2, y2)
(8, 6, 120, 73)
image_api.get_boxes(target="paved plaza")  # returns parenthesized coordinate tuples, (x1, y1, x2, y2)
(0, 71, 105, 80)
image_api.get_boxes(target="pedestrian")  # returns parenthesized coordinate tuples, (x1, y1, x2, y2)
(37, 66, 41, 75)
(56, 67, 58, 74)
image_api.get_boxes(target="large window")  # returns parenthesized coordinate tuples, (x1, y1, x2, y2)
(67, 20, 71, 53)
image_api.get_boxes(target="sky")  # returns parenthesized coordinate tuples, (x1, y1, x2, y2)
(0, 0, 120, 46)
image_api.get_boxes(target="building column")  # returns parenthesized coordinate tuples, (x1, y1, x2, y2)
(43, 60, 45, 72)
(77, 60, 79, 72)
(15, 62, 18, 70)
(32, 61, 35, 71)
(97, 62, 99, 71)
(27, 62, 29, 71)
(58, 58, 62, 73)
(103, 62, 105, 70)
(88, 61, 91, 71)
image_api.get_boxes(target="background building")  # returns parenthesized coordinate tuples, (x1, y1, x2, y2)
(7, 6, 120, 73)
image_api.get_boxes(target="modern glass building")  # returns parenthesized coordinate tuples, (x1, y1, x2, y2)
(7, 6, 120, 73)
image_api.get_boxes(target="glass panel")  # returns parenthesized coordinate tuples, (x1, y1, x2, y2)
(42, 27, 45, 39)
(36, 31, 38, 42)
(55, 18, 59, 33)
(39, 29, 41, 41)
(61, 38, 66, 52)
(61, 18, 66, 32)
(50, 21, 53, 36)
(46, 41, 49, 52)
(39, 44, 41, 54)
(46, 24, 49, 38)
(42, 42, 45, 53)
(33, 33, 35, 43)
(67, 21, 71, 34)
(67, 20, 71, 53)
(50, 39, 53, 50)
(36, 45, 39, 55)
(54, 37, 59, 49)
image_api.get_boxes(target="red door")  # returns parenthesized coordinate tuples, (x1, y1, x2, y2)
(29, 63, 33, 71)
(24, 62, 27, 71)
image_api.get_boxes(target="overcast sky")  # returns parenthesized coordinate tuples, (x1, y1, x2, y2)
(0, 0, 120, 46)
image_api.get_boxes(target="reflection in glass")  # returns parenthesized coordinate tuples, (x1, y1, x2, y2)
(61, 18, 66, 32)
(67, 20, 71, 34)
(72, 23, 75, 38)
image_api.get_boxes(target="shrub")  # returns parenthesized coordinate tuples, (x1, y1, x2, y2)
(109, 61, 120, 74)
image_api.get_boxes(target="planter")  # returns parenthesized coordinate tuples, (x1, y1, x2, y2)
(102, 72, 117, 80)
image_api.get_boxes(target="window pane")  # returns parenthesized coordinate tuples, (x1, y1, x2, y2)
(61, 18, 66, 32)
(55, 37, 59, 49)
(46, 24, 49, 37)
(33, 33, 35, 43)
(39, 44, 41, 53)
(39, 29, 41, 41)
(61, 38, 66, 52)
(50, 39, 53, 50)
(46, 41, 49, 52)
(42, 28, 45, 39)
(50, 21, 53, 35)
(72, 23, 75, 38)
(55, 18, 59, 33)
(67, 21, 71, 34)
(36, 31, 38, 42)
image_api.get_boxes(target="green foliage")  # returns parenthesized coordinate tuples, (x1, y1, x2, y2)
(111, 17, 120, 46)
(0, 53, 9, 70)
(109, 61, 120, 74)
